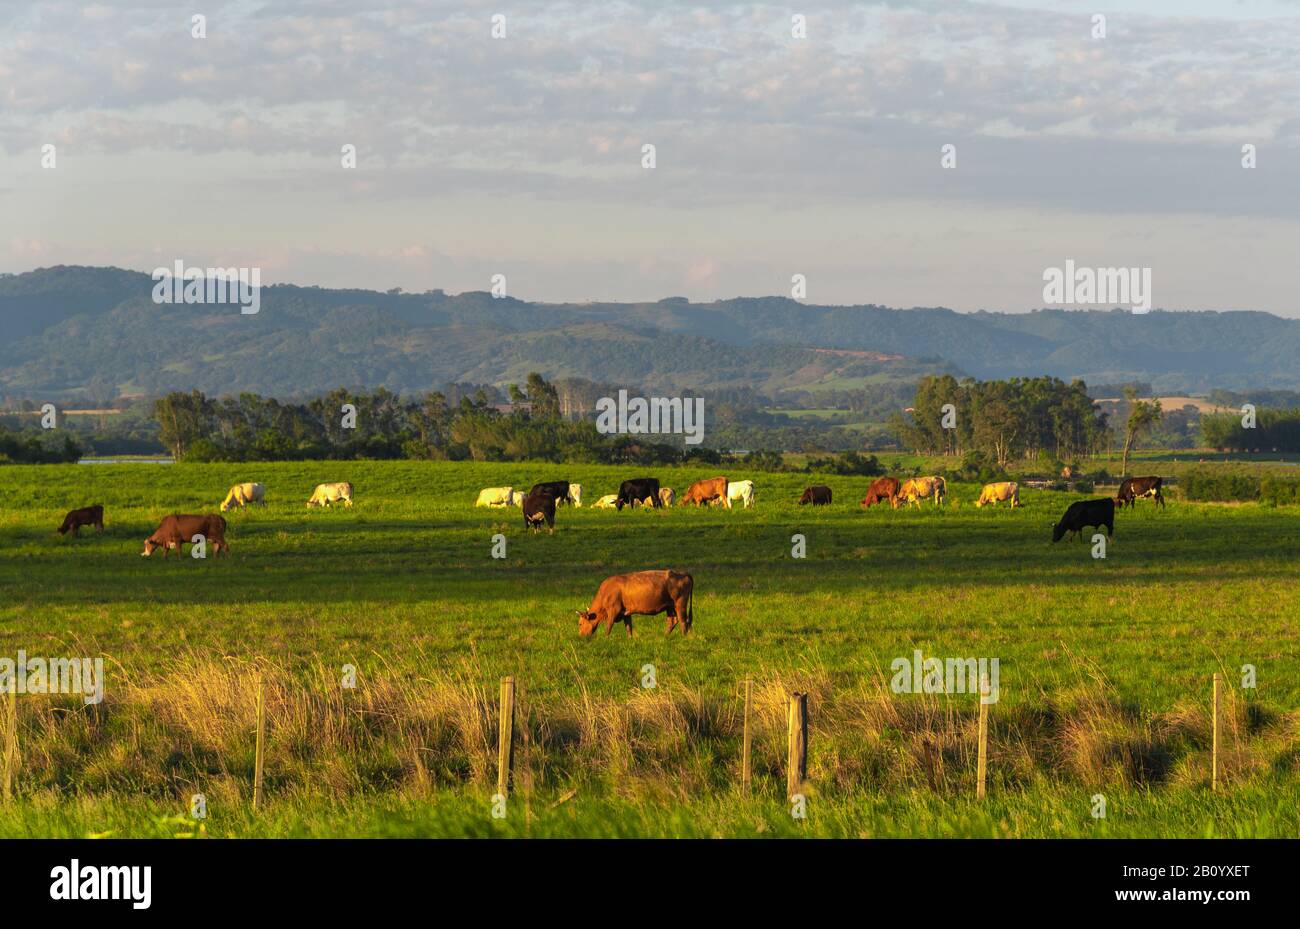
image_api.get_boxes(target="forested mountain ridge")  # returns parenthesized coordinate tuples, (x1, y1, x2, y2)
(1, 265, 1295, 401)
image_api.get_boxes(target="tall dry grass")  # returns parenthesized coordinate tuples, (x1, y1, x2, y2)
(1, 652, 1294, 808)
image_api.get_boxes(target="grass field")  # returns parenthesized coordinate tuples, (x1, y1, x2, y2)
(0, 460, 1296, 837)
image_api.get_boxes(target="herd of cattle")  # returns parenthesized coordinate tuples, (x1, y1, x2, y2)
(50, 472, 1168, 636)
(53, 481, 355, 557)
(470, 473, 1167, 543)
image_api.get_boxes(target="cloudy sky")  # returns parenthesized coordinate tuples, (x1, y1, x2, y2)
(3, 0, 1299, 315)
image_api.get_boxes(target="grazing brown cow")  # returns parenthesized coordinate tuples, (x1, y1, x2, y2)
(142, 514, 228, 558)
(680, 476, 729, 507)
(576, 569, 694, 638)
(860, 478, 900, 509)
(522, 489, 557, 533)
(799, 485, 832, 505)
(57, 505, 104, 536)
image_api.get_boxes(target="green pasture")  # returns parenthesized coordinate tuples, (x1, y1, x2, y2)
(0, 460, 1295, 837)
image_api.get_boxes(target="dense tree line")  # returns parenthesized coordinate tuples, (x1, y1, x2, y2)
(889, 375, 1110, 466)
(151, 374, 706, 465)
(0, 423, 82, 463)
(1200, 408, 1300, 452)
(1208, 388, 1300, 411)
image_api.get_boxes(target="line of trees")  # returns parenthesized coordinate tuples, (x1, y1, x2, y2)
(1200, 408, 1300, 452)
(151, 374, 713, 465)
(890, 375, 1111, 467)
(0, 425, 82, 464)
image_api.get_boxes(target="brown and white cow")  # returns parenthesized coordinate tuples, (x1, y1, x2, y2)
(576, 569, 694, 637)
(522, 489, 557, 533)
(679, 476, 729, 507)
(1116, 476, 1164, 509)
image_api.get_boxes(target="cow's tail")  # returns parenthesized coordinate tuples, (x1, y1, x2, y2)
(686, 578, 694, 633)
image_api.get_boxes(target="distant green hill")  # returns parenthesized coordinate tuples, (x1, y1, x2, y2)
(1, 265, 1296, 400)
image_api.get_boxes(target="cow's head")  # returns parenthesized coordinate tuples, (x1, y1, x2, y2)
(575, 610, 600, 637)
(141, 537, 161, 556)
(56, 521, 70, 535)
(1050, 522, 1067, 543)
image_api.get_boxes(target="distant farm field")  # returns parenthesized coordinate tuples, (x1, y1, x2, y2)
(0, 460, 1296, 838)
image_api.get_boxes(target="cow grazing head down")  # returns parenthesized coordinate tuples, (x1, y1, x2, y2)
(575, 610, 601, 637)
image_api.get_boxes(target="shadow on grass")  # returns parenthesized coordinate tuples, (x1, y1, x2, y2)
(1, 508, 1296, 608)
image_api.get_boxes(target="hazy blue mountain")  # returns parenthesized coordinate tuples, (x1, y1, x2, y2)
(1, 266, 1295, 400)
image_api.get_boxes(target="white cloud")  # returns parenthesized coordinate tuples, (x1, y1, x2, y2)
(1, 0, 1298, 314)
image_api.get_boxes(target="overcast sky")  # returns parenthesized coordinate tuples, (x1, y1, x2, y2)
(3, 0, 1299, 315)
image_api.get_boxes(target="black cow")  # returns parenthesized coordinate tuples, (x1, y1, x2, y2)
(530, 481, 572, 506)
(1116, 475, 1164, 509)
(1052, 498, 1115, 542)
(799, 485, 832, 505)
(616, 478, 661, 511)
(522, 490, 557, 533)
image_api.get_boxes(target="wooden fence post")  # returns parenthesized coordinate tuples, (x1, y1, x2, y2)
(1211, 673, 1221, 792)
(741, 680, 753, 797)
(922, 737, 940, 792)
(786, 692, 807, 800)
(976, 673, 989, 800)
(252, 674, 266, 811)
(2, 691, 16, 802)
(497, 677, 516, 796)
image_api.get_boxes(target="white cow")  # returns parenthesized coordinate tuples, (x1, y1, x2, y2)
(475, 486, 514, 507)
(727, 480, 755, 509)
(593, 494, 619, 509)
(220, 482, 265, 511)
(567, 483, 584, 507)
(307, 482, 353, 507)
(509, 490, 526, 507)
